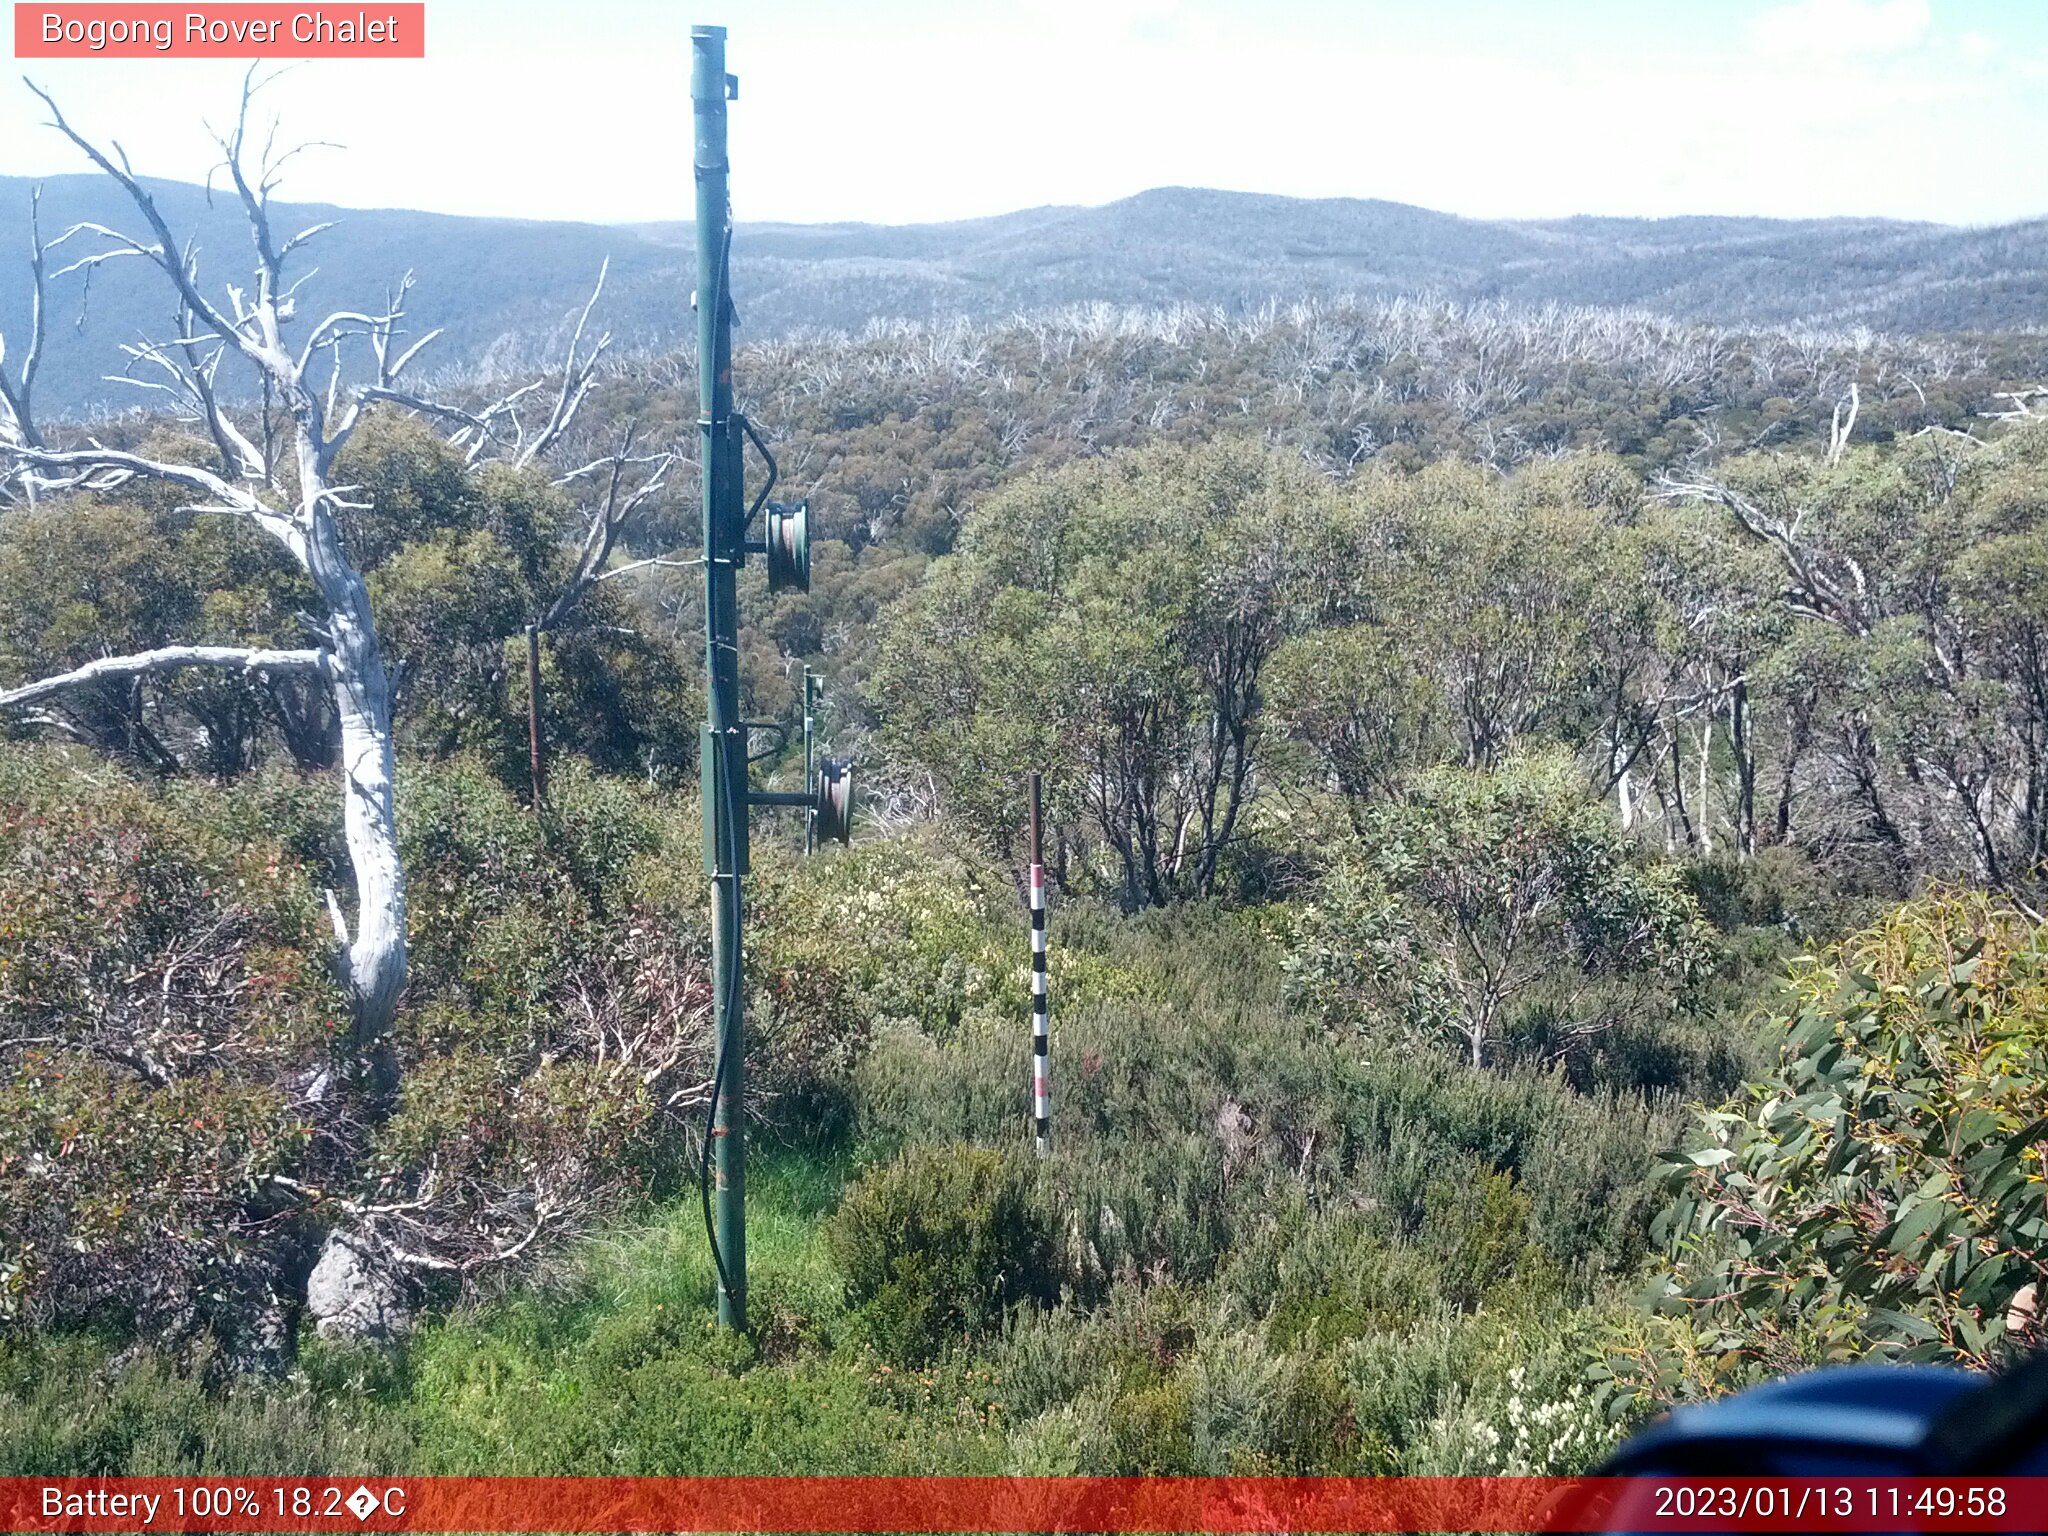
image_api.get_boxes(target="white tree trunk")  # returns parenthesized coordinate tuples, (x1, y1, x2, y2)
(335, 700, 405, 1042)
(334, 692, 405, 1039)
(304, 493, 408, 1043)
(1696, 712, 1714, 856)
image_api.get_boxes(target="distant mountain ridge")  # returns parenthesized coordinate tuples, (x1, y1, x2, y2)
(2, 177, 2043, 417)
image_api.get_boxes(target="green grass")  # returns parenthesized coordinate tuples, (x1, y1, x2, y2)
(0, 1119, 1640, 1479)
(339, 1138, 1005, 1475)
(545, 1140, 852, 1343)
(2, 1139, 1004, 1477)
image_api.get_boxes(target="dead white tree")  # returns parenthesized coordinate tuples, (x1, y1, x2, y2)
(1984, 388, 2048, 423)
(1826, 380, 1859, 467)
(0, 185, 47, 456)
(0, 74, 605, 1060)
(1653, 472, 1875, 638)
(537, 423, 679, 630)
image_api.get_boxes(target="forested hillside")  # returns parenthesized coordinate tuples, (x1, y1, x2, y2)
(4, 227, 2048, 1473)
(7, 173, 2048, 416)
(659, 190, 2048, 339)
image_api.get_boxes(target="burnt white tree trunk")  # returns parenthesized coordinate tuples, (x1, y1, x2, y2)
(299, 488, 408, 1042)
(0, 82, 411, 1047)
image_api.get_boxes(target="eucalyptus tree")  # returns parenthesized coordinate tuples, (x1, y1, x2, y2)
(874, 441, 1333, 908)
(1264, 624, 1445, 824)
(1633, 892, 2048, 1388)
(1289, 754, 1713, 1073)
(1658, 425, 2048, 912)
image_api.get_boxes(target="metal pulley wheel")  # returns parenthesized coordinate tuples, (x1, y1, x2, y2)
(765, 499, 810, 593)
(814, 757, 853, 845)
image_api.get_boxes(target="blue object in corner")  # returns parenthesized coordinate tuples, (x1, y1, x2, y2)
(1601, 1364, 1986, 1477)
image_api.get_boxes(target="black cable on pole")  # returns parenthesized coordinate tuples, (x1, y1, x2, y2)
(698, 221, 741, 1319)
(699, 785, 742, 1314)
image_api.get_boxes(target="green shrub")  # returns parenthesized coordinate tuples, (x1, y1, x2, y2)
(0, 747, 341, 1065)
(850, 898, 1679, 1296)
(1617, 892, 2048, 1405)
(990, 1278, 1198, 1424)
(0, 1065, 304, 1335)
(1004, 1395, 1115, 1475)
(1217, 1201, 1438, 1349)
(397, 755, 585, 1026)
(1288, 754, 1715, 1084)
(1331, 1054, 1679, 1281)
(1186, 1326, 1291, 1473)
(0, 747, 733, 1339)
(0, 747, 340, 1338)
(1044, 1135, 1236, 1295)
(1420, 1164, 1542, 1311)
(992, 1281, 1361, 1475)
(1104, 1376, 1199, 1473)
(1344, 1301, 1625, 1475)
(745, 836, 1014, 1044)
(826, 1143, 1057, 1364)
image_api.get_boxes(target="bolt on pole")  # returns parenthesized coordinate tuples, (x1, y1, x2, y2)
(694, 21, 747, 1332)
(1028, 771, 1050, 1156)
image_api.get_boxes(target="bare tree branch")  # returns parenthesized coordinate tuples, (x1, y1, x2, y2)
(5, 440, 300, 537)
(25, 77, 282, 383)
(517, 258, 611, 468)
(1983, 388, 2048, 423)
(1827, 380, 1859, 467)
(537, 427, 676, 630)
(593, 554, 702, 583)
(0, 644, 324, 711)
(1654, 472, 1874, 637)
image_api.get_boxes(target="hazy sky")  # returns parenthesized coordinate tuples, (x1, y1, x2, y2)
(0, 0, 2039, 228)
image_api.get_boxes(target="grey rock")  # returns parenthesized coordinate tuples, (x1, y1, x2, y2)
(305, 1231, 411, 1342)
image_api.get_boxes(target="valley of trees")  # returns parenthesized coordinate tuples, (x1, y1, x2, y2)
(1, 109, 2046, 1475)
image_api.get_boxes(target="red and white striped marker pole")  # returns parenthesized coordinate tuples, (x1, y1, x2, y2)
(1028, 770, 1050, 1157)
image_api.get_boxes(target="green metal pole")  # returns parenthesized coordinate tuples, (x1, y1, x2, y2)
(803, 668, 817, 855)
(694, 22, 746, 1331)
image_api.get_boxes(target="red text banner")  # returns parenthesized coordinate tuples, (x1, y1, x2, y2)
(14, 5, 425, 58)
(3, 1477, 2047, 1532)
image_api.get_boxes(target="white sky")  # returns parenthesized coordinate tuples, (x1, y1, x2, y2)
(0, 0, 2038, 228)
